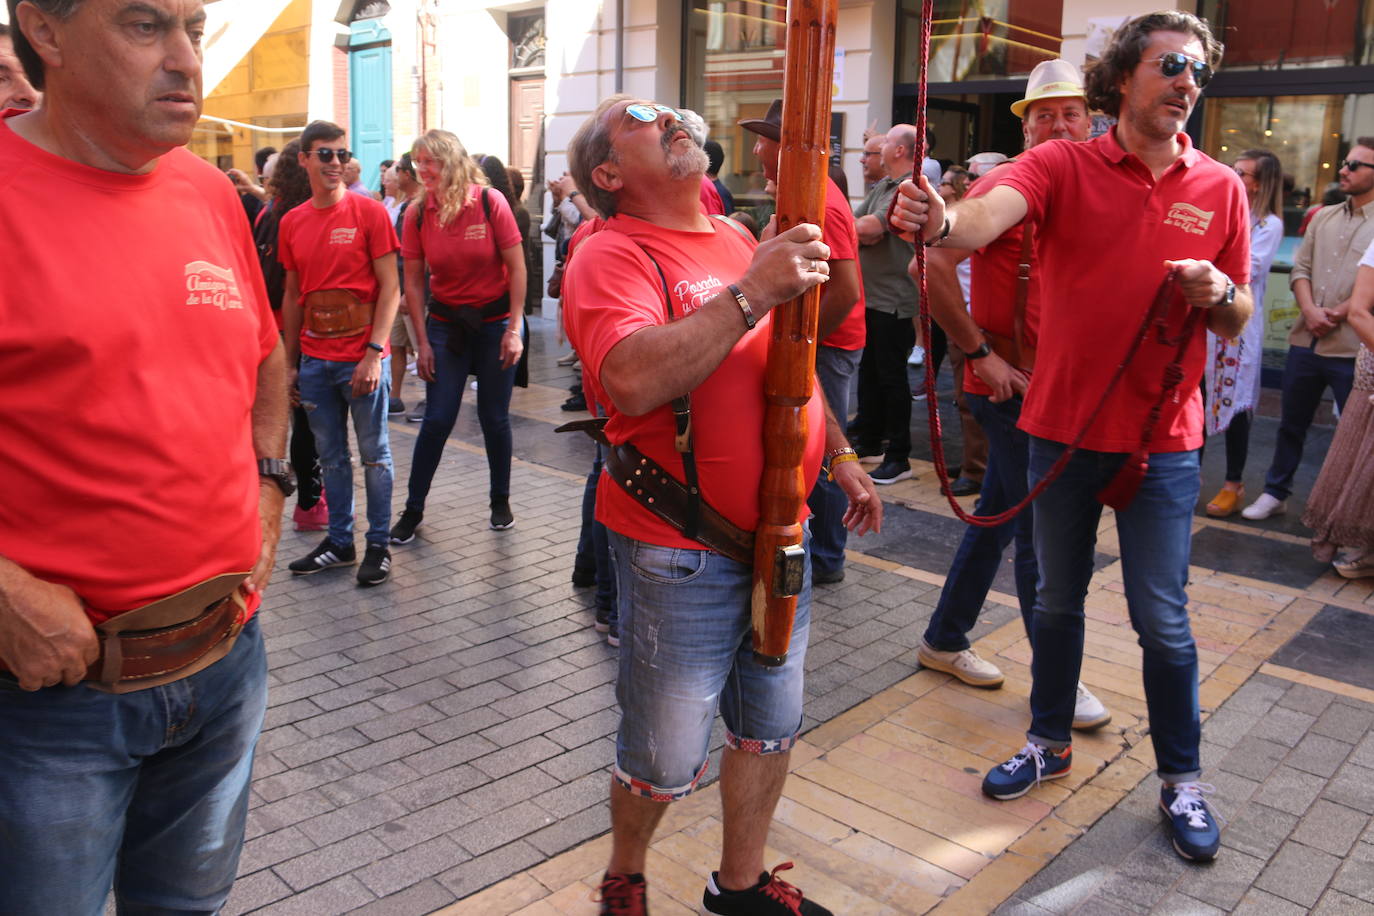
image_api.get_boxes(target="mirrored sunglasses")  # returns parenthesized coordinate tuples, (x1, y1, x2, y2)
(1143, 51, 1212, 88)
(307, 148, 353, 164)
(625, 104, 680, 123)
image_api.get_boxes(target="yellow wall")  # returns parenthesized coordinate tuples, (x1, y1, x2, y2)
(189, 0, 312, 171)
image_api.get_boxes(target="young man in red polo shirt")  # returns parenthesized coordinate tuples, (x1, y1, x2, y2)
(280, 120, 401, 586)
(893, 12, 1252, 862)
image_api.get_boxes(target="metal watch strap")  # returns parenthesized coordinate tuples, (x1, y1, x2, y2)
(258, 458, 295, 497)
(728, 283, 757, 330)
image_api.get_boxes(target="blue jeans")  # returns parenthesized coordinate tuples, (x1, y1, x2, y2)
(809, 345, 862, 577)
(607, 530, 811, 799)
(1262, 345, 1355, 500)
(0, 617, 267, 915)
(299, 355, 394, 547)
(574, 407, 617, 614)
(407, 316, 516, 511)
(923, 394, 1037, 651)
(1025, 438, 1201, 782)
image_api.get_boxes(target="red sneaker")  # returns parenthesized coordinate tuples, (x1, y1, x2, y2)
(595, 872, 648, 915)
(293, 496, 328, 532)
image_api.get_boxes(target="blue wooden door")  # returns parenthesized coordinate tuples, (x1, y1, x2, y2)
(349, 20, 392, 194)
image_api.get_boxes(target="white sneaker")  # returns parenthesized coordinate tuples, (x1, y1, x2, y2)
(1240, 493, 1287, 520)
(917, 640, 1004, 687)
(1072, 682, 1111, 730)
(907, 345, 926, 367)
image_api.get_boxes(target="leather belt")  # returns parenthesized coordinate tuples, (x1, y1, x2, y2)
(0, 572, 249, 693)
(604, 444, 755, 566)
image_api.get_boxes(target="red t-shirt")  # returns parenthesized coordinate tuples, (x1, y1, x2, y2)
(962, 164, 1040, 398)
(998, 129, 1250, 452)
(278, 191, 398, 361)
(400, 185, 522, 314)
(819, 177, 866, 351)
(0, 114, 277, 622)
(563, 214, 825, 548)
(700, 175, 725, 215)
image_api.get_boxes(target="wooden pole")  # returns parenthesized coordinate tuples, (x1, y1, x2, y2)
(751, 0, 839, 667)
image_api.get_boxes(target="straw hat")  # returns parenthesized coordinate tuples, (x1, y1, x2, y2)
(1010, 59, 1087, 119)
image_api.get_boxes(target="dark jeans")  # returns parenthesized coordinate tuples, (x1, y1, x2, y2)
(809, 344, 862, 577)
(290, 402, 323, 509)
(574, 410, 617, 615)
(923, 394, 1037, 651)
(1223, 410, 1251, 483)
(407, 316, 516, 512)
(855, 309, 916, 463)
(1026, 439, 1202, 781)
(1262, 345, 1355, 500)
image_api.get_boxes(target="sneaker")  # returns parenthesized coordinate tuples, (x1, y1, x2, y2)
(812, 567, 845, 585)
(869, 459, 913, 485)
(607, 621, 621, 648)
(703, 862, 832, 915)
(407, 399, 427, 423)
(594, 605, 612, 633)
(572, 566, 596, 588)
(490, 498, 515, 530)
(907, 345, 926, 367)
(917, 639, 1004, 687)
(595, 872, 647, 915)
(1160, 782, 1221, 861)
(292, 496, 328, 532)
(1333, 552, 1374, 579)
(388, 396, 405, 415)
(1073, 681, 1112, 730)
(562, 393, 588, 411)
(357, 544, 391, 586)
(1240, 492, 1286, 520)
(982, 742, 1072, 800)
(855, 445, 884, 465)
(949, 476, 981, 497)
(556, 350, 580, 367)
(288, 537, 356, 575)
(389, 508, 423, 544)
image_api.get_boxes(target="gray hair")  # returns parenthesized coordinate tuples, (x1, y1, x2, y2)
(568, 94, 631, 219)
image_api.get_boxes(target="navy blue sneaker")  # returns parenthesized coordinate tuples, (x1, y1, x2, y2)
(1160, 782, 1221, 861)
(982, 743, 1072, 800)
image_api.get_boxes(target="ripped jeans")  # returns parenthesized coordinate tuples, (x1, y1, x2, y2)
(298, 354, 394, 547)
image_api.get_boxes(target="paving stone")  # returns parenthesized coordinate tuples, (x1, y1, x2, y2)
(1152, 893, 1226, 915)
(1254, 840, 1343, 908)
(1247, 705, 1318, 749)
(347, 879, 456, 916)
(1223, 678, 1286, 717)
(371, 678, 457, 714)
(1231, 887, 1311, 915)
(245, 790, 336, 840)
(356, 702, 447, 742)
(455, 800, 554, 856)
(1313, 890, 1374, 915)
(1313, 702, 1374, 744)
(338, 731, 434, 771)
(238, 826, 318, 875)
(490, 681, 575, 719)
(1331, 841, 1374, 903)
(1287, 732, 1355, 779)
(991, 897, 1055, 915)
(317, 760, 422, 808)
(1325, 763, 1374, 815)
(273, 832, 394, 893)
(1277, 683, 1336, 717)
(377, 796, 481, 853)
(536, 736, 615, 784)
(435, 839, 546, 900)
(253, 759, 355, 805)
(272, 729, 369, 769)
(221, 867, 293, 915)
(293, 700, 387, 739)
(459, 766, 562, 818)
(471, 735, 564, 778)
(1012, 845, 1110, 913)
(1200, 706, 1261, 749)
(478, 707, 568, 748)
(546, 707, 620, 749)
(389, 764, 490, 812)
(1219, 735, 1289, 782)
(354, 834, 469, 897)
(524, 803, 609, 857)
(403, 733, 501, 776)
(251, 874, 376, 916)
(533, 771, 609, 820)
(1291, 799, 1370, 857)
(1182, 846, 1266, 911)
(1218, 802, 1298, 861)
(1077, 872, 1171, 915)
(1260, 764, 1330, 816)
(297, 794, 411, 847)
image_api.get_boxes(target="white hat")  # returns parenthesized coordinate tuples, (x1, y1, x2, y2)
(966, 152, 1009, 176)
(1010, 59, 1087, 119)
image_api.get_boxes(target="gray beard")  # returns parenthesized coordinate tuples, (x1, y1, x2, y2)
(668, 144, 710, 180)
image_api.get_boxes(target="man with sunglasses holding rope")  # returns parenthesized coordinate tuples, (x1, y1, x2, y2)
(893, 11, 1252, 862)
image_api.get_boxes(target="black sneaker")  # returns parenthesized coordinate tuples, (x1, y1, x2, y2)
(869, 459, 913, 485)
(490, 498, 515, 530)
(703, 862, 832, 915)
(607, 621, 621, 648)
(572, 566, 596, 588)
(388, 396, 405, 415)
(594, 605, 613, 633)
(357, 544, 391, 586)
(596, 872, 647, 915)
(288, 538, 355, 575)
(389, 508, 423, 544)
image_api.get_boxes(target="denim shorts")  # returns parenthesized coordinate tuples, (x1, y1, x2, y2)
(607, 530, 812, 801)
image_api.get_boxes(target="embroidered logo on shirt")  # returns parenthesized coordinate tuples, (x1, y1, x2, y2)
(464, 224, 488, 241)
(1163, 203, 1214, 236)
(330, 227, 359, 245)
(184, 261, 244, 310)
(673, 275, 725, 314)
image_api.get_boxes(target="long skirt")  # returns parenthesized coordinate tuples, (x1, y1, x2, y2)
(1303, 347, 1374, 562)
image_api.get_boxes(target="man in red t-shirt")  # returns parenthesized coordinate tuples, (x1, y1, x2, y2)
(894, 13, 1252, 863)
(280, 120, 401, 587)
(740, 98, 867, 586)
(916, 60, 1111, 733)
(564, 95, 881, 916)
(0, 4, 288, 911)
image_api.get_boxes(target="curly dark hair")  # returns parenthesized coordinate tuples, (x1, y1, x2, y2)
(1084, 11, 1223, 118)
(269, 140, 312, 213)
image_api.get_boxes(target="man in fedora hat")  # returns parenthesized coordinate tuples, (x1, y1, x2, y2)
(913, 58, 1111, 736)
(740, 99, 866, 585)
(893, 12, 1252, 863)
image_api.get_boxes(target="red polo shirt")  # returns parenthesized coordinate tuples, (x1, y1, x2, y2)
(819, 177, 866, 351)
(997, 129, 1250, 452)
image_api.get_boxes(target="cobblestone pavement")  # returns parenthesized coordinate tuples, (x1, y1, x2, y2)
(220, 316, 1371, 914)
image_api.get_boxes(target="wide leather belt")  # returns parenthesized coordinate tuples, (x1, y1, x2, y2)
(604, 444, 755, 566)
(1, 572, 249, 693)
(304, 289, 375, 339)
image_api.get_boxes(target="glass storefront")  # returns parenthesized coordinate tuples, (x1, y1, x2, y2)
(1199, 0, 1374, 70)
(897, 0, 1063, 84)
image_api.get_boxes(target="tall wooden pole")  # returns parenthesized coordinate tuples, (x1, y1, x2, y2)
(751, 0, 839, 667)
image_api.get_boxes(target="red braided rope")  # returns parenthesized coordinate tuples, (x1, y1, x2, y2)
(908, 0, 1181, 525)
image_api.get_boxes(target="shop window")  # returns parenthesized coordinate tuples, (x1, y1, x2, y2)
(898, 0, 1063, 84)
(1200, 0, 1374, 70)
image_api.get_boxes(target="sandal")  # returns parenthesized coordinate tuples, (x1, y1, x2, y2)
(1206, 484, 1244, 518)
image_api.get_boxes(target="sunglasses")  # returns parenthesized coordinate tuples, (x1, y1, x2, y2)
(1143, 51, 1212, 88)
(625, 104, 680, 123)
(1341, 160, 1374, 172)
(305, 148, 353, 164)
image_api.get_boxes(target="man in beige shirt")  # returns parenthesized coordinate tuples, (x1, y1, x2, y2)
(1244, 139, 1374, 520)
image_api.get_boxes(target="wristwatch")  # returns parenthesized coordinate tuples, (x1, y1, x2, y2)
(964, 341, 993, 360)
(1214, 281, 1237, 308)
(258, 458, 296, 497)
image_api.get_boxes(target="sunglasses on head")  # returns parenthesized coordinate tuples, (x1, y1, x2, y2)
(1341, 159, 1374, 172)
(306, 148, 353, 164)
(1143, 51, 1212, 88)
(625, 103, 681, 123)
